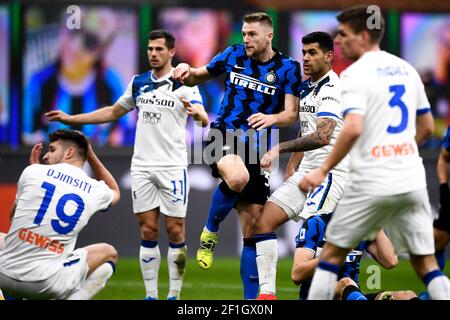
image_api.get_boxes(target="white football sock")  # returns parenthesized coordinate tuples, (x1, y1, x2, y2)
(427, 273, 450, 300)
(307, 265, 339, 300)
(140, 245, 161, 299)
(256, 239, 278, 295)
(66, 262, 115, 300)
(167, 245, 187, 299)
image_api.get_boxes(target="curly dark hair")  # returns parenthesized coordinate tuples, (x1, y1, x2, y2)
(49, 129, 89, 161)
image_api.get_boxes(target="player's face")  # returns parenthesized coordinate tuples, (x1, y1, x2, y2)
(42, 141, 66, 165)
(242, 22, 273, 59)
(147, 38, 175, 71)
(335, 23, 364, 61)
(302, 43, 332, 80)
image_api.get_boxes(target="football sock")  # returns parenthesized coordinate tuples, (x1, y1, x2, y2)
(342, 285, 367, 300)
(307, 261, 340, 300)
(140, 240, 161, 299)
(423, 269, 450, 300)
(254, 233, 278, 295)
(436, 250, 446, 271)
(205, 182, 239, 233)
(66, 262, 115, 300)
(167, 242, 187, 299)
(240, 238, 259, 299)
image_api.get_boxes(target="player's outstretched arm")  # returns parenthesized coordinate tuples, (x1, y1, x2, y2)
(86, 144, 120, 206)
(45, 102, 129, 126)
(173, 64, 213, 87)
(299, 113, 363, 192)
(277, 117, 337, 154)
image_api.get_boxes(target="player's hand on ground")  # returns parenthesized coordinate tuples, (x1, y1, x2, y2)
(248, 113, 276, 131)
(260, 144, 280, 168)
(45, 110, 72, 125)
(299, 168, 326, 193)
(29, 142, 43, 164)
(173, 63, 191, 83)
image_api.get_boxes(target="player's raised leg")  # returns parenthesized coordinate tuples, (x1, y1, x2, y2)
(197, 154, 249, 270)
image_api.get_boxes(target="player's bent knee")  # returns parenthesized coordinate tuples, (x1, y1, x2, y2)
(100, 243, 118, 263)
(227, 174, 249, 193)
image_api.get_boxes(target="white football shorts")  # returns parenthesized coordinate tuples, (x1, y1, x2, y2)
(131, 168, 189, 217)
(325, 187, 434, 255)
(268, 171, 348, 222)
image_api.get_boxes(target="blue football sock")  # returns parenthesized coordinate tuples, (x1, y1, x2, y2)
(347, 290, 368, 300)
(342, 285, 367, 300)
(436, 249, 446, 271)
(205, 182, 239, 232)
(240, 238, 259, 300)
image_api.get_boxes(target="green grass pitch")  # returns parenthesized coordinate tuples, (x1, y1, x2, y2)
(95, 257, 450, 300)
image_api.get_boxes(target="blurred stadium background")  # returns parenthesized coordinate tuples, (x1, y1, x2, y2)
(0, 0, 449, 299)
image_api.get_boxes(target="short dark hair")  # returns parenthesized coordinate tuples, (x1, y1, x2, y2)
(243, 12, 273, 29)
(336, 5, 385, 44)
(302, 31, 334, 53)
(49, 129, 88, 161)
(148, 29, 175, 49)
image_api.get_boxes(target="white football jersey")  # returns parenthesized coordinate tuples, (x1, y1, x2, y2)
(340, 51, 431, 196)
(298, 70, 349, 176)
(0, 163, 113, 281)
(118, 69, 203, 170)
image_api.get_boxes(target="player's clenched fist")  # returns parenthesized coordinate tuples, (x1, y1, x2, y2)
(173, 63, 191, 83)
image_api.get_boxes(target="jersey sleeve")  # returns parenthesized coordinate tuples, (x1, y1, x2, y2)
(295, 218, 320, 253)
(340, 70, 367, 117)
(284, 60, 302, 97)
(415, 72, 431, 115)
(94, 181, 114, 212)
(317, 84, 342, 120)
(117, 76, 136, 111)
(186, 86, 204, 105)
(15, 165, 34, 200)
(206, 45, 234, 77)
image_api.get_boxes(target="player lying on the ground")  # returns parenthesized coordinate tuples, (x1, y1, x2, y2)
(291, 213, 417, 300)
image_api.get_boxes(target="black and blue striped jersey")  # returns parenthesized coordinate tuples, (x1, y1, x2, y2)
(443, 126, 450, 152)
(206, 44, 301, 139)
(295, 214, 371, 300)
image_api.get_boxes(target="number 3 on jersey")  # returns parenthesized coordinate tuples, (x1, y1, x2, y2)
(34, 181, 85, 234)
(387, 84, 408, 134)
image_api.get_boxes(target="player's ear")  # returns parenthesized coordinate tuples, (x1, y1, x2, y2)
(326, 50, 334, 63)
(360, 30, 371, 45)
(64, 146, 76, 160)
(266, 31, 273, 43)
(169, 47, 176, 58)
